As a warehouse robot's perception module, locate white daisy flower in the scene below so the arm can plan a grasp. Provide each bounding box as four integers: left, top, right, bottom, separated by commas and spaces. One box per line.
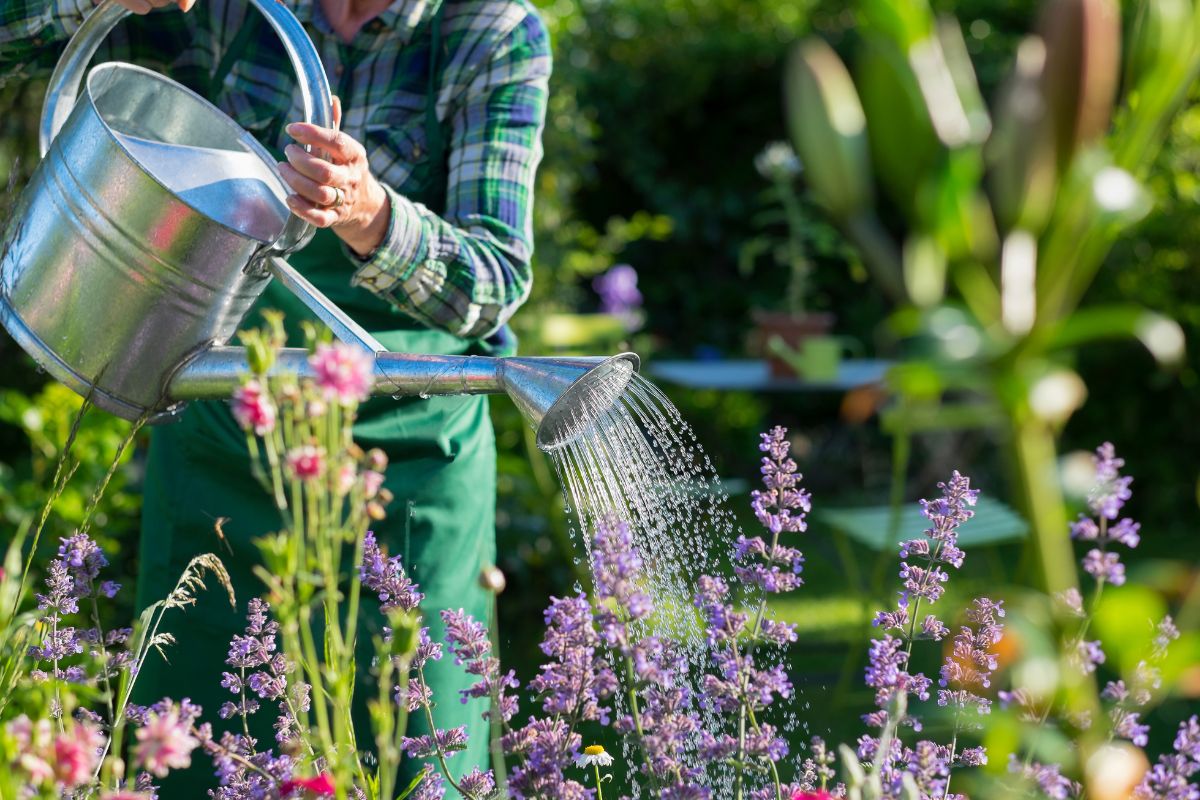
576, 744, 615, 768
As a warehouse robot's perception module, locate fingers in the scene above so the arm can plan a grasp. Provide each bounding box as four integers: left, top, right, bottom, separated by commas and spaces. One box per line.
284, 193, 339, 229
177, 0, 197, 10
286, 122, 362, 163
332, 96, 343, 131
277, 162, 340, 208
283, 143, 348, 186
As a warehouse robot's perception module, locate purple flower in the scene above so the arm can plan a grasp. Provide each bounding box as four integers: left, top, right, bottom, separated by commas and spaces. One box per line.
749, 427, 811, 538
402, 725, 469, 759
592, 518, 653, 625
410, 765, 446, 800
1134, 716, 1200, 800
1082, 548, 1126, 586
1072, 443, 1140, 589
1088, 442, 1133, 520
505, 718, 588, 800
457, 768, 496, 797
593, 264, 643, 316
440, 607, 521, 723
1073, 639, 1107, 674
1009, 755, 1081, 799
863, 635, 930, 727
528, 594, 614, 725
938, 598, 1005, 720
359, 531, 423, 613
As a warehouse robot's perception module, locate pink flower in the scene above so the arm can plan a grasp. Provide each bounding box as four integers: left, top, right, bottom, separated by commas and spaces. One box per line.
53, 723, 103, 787
309, 343, 373, 406
281, 772, 336, 797
362, 470, 385, 498
286, 446, 326, 481
231, 380, 276, 435
792, 792, 835, 800
100, 793, 151, 800
9, 715, 54, 786
336, 462, 357, 495
134, 708, 199, 778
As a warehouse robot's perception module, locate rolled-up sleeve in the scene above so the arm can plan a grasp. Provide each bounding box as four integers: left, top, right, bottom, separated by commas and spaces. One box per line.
0, 0, 92, 83
350, 9, 551, 340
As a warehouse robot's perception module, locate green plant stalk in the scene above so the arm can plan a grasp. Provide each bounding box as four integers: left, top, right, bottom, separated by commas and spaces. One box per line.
775, 178, 812, 315
1008, 412, 1102, 769
416, 665, 474, 798
594, 764, 605, 800
487, 593, 510, 795
6, 397, 87, 631
843, 213, 906, 304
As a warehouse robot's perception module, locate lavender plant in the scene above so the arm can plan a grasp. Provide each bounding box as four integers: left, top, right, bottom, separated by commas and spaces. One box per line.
1000, 443, 1187, 799
848, 472, 1005, 800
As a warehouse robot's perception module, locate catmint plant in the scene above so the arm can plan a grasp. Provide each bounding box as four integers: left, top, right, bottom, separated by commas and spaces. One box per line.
856, 472, 1005, 800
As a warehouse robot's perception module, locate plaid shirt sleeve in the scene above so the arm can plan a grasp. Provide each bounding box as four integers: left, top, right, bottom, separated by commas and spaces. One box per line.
349, 7, 551, 340
0, 0, 92, 83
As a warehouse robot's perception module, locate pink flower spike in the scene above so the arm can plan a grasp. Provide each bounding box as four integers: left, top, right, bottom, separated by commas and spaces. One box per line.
231, 380, 276, 435
134, 708, 200, 778
310, 343, 374, 406
287, 446, 326, 481
792, 792, 836, 800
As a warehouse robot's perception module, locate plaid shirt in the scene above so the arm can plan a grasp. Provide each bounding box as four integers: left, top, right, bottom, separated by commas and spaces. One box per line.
0, 0, 550, 340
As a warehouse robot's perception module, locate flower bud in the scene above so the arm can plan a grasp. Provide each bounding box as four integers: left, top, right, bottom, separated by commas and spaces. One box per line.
478, 565, 507, 594
367, 448, 388, 471
366, 501, 387, 521
785, 38, 874, 221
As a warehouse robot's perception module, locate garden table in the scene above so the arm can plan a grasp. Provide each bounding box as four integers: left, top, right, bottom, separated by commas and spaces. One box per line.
646, 358, 892, 392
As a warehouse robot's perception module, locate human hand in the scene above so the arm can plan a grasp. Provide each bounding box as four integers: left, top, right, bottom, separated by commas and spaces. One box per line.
103, 0, 196, 14
279, 97, 391, 257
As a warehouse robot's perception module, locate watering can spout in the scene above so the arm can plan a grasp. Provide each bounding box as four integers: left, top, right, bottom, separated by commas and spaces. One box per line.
166, 348, 640, 451
497, 354, 639, 451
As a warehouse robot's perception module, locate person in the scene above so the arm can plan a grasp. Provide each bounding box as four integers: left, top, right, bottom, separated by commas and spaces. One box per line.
0, 0, 550, 792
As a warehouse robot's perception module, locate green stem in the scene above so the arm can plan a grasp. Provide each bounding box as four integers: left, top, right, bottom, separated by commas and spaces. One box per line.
594, 764, 605, 800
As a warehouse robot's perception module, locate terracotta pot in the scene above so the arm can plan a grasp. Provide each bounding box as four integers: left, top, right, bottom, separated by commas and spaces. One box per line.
750, 310, 837, 378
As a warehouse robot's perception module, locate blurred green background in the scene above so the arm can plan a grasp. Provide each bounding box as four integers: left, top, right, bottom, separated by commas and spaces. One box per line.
1, 0, 1198, 789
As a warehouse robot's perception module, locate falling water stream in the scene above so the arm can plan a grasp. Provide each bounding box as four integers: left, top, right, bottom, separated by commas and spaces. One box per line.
544, 369, 806, 795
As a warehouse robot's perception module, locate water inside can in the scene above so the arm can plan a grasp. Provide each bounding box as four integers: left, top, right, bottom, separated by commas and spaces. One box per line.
112, 132, 290, 244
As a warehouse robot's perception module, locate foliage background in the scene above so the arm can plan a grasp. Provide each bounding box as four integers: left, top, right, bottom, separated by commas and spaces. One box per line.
0, 0, 1198, 780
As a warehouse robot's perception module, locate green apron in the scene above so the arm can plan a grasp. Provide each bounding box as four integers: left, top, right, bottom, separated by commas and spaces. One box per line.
133, 7, 497, 793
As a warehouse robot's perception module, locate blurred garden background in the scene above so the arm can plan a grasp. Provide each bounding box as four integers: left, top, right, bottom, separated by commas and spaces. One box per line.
2, 0, 1199, 793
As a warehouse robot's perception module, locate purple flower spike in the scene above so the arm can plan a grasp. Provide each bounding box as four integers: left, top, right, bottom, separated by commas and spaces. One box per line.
750, 427, 812, 537
441, 608, 521, 723
359, 531, 424, 613
1071, 443, 1140, 589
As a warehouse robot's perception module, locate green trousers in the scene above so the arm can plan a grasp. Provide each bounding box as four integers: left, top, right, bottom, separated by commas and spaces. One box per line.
132, 232, 498, 795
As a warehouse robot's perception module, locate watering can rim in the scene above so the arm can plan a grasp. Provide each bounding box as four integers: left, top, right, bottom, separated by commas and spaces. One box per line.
83, 60, 292, 247
529, 352, 640, 452
40, 0, 334, 254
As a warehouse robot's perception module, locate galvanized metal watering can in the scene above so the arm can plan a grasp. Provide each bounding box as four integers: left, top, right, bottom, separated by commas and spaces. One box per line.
0, 0, 637, 451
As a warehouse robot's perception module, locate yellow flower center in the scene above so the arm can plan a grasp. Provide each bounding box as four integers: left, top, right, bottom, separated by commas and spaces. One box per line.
584, 745, 606, 756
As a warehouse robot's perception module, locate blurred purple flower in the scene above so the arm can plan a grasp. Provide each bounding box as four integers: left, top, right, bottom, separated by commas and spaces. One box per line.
593, 264, 643, 317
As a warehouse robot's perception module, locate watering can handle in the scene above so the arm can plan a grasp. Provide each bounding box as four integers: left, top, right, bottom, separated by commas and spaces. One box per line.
39, 0, 333, 255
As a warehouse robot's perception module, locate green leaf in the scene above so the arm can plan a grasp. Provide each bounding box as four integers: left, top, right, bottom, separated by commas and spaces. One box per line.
1044, 306, 1185, 365
785, 39, 874, 220
1093, 584, 1168, 675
